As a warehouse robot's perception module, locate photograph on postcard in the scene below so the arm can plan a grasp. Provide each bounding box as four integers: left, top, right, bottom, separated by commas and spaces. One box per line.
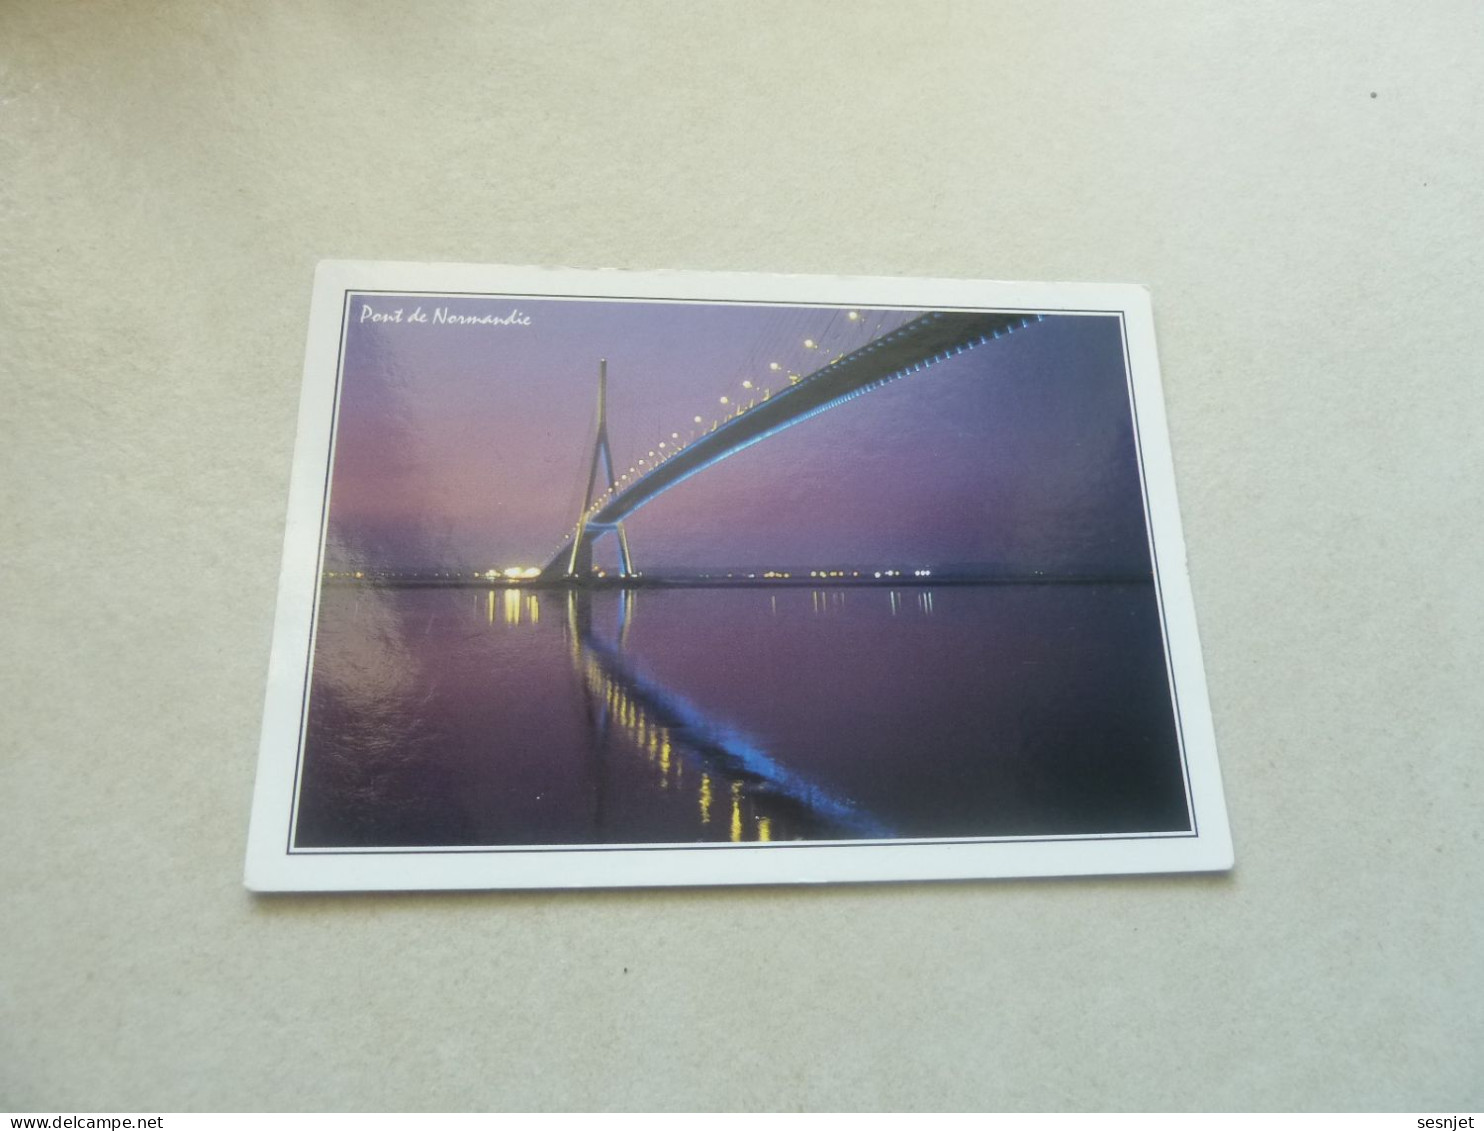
246, 266, 1230, 889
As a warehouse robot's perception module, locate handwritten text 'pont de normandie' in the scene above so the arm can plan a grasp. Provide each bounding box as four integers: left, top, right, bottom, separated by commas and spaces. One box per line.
359, 304, 532, 327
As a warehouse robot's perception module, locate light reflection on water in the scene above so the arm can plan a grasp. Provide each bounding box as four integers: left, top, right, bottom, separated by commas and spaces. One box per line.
568, 588, 887, 844
294, 583, 1191, 849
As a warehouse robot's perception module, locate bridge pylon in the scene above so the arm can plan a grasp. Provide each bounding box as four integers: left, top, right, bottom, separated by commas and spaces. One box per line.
561, 359, 634, 580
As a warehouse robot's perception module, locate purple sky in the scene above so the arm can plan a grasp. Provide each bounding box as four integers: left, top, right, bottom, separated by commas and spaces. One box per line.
324, 294, 1152, 576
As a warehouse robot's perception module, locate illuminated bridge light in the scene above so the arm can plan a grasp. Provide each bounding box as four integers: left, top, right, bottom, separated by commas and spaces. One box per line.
847, 310, 859, 321
699, 774, 712, 824
694, 415, 703, 424
769, 362, 780, 370
719, 396, 729, 405
742, 380, 753, 389
804, 339, 816, 349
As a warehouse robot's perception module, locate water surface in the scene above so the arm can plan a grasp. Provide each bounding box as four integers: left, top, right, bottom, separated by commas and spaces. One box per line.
294, 583, 1190, 848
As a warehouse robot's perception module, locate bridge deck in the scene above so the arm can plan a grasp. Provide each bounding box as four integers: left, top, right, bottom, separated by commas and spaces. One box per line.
543, 309, 1041, 579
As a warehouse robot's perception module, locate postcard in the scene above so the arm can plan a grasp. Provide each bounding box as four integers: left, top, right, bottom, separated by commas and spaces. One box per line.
244, 261, 1232, 891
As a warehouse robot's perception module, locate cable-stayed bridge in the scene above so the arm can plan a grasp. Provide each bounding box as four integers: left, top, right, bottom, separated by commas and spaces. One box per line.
540, 308, 1044, 582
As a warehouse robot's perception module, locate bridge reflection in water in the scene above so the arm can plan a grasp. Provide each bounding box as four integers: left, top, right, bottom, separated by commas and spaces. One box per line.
563, 589, 889, 843
293, 579, 1190, 849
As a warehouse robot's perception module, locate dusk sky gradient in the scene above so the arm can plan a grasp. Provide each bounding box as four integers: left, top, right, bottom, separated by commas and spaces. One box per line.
325, 295, 1152, 577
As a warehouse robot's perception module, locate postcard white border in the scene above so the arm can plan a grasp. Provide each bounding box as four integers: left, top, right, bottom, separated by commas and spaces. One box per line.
245, 261, 1232, 892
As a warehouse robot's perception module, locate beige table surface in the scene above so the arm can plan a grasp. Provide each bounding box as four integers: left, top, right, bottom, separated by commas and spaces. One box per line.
2, 1, 1480, 1112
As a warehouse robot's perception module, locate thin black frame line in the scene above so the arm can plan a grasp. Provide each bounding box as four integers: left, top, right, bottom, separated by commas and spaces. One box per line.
1117, 311, 1198, 836
346, 287, 1120, 318
285, 290, 352, 853
291, 828, 1201, 857
284, 293, 1198, 856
